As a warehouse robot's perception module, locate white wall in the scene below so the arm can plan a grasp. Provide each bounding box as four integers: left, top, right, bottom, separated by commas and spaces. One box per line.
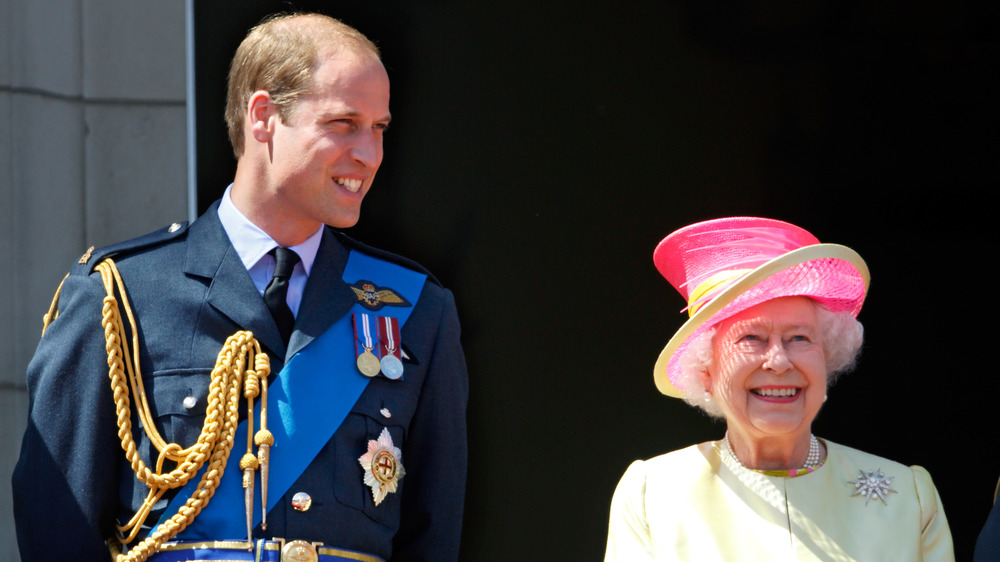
0, 1, 188, 558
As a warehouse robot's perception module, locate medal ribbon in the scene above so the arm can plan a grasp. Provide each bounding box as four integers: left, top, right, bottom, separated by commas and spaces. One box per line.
354, 312, 379, 356
378, 316, 401, 360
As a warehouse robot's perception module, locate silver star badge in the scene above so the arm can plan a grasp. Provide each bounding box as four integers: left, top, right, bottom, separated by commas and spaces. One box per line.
358, 427, 405, 506
849, 468, 897, 505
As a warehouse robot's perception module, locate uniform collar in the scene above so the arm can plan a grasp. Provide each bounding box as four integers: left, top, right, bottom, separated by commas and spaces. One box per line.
217, 183, 322, 275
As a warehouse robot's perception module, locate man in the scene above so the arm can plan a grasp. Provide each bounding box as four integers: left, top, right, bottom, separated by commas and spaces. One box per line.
13, 13, 468, 562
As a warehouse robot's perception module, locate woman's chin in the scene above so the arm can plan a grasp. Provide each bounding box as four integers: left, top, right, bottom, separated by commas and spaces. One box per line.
743, 411, 812, 438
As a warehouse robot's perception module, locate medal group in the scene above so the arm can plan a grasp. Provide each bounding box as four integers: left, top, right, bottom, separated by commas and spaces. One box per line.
353, 312, 404, 380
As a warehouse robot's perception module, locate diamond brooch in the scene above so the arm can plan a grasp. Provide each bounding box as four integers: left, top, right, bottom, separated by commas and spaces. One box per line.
849, 468, 897, 506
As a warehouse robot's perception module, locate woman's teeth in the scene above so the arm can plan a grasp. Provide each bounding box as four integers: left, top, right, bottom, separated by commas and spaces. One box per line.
752, 388, 798, 397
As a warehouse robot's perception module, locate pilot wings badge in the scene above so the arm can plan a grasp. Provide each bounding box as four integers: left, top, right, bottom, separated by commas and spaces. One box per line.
350, 280, 411, 311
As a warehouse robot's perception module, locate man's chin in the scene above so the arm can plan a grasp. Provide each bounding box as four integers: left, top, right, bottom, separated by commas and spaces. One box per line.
325, 212, 362, 229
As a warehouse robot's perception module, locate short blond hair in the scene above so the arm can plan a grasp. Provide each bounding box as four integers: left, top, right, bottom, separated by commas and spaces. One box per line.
225, 13, 380, 157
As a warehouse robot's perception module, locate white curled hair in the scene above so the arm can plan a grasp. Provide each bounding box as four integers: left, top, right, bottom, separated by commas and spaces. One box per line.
675, 301, 864, 418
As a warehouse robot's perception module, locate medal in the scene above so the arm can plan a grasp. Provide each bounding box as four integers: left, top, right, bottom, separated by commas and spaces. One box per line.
357, 349, 381, 377
353, 313, 382, 377
378, 315, 404, 380
380, 355, 403, 380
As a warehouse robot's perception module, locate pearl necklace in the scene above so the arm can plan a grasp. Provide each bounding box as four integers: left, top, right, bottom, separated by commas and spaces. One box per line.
724, 432, 821, 471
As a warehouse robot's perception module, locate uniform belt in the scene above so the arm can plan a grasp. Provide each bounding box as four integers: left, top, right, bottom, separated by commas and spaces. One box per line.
147, 539, 384, 562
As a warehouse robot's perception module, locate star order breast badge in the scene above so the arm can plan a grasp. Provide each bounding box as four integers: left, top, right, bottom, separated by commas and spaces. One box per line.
358, 427, 405, 506
849, 468, 897, 505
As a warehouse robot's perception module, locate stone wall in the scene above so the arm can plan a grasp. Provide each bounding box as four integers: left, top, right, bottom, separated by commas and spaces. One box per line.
0, 2, 188, 558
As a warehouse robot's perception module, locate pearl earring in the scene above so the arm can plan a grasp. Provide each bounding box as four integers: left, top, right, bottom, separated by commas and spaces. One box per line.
703, 391, 712, 402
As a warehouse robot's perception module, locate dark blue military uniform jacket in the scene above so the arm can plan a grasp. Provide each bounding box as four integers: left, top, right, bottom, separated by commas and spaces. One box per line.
12, 203, 468, 561
975, 492, 1000, 561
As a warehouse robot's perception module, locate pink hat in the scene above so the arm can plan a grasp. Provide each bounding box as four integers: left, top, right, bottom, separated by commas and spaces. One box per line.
653, 217, 870, 397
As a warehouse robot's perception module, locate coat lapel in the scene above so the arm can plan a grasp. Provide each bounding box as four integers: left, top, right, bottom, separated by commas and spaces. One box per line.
286, 228, 356, 360
183, 203, 286, 358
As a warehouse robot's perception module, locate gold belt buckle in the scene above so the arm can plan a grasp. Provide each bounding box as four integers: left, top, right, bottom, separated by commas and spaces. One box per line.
281, 539, 319, 562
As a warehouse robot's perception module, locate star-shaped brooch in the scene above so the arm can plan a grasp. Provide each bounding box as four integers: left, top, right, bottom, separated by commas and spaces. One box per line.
848, 468, 897, 506
358, 427, 405, 506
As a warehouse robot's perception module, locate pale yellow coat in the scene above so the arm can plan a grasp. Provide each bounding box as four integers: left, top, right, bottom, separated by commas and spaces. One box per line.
605, 439, 953, 561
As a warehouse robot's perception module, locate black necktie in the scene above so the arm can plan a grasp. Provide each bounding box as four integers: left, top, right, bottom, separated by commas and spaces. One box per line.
263, 247, 300, 345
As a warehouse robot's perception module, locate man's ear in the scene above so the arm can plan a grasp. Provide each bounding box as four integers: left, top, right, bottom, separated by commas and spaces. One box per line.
248, 90, 276, 144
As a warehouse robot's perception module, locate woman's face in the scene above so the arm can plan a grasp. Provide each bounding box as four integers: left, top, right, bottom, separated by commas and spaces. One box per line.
703, 296, 828, 443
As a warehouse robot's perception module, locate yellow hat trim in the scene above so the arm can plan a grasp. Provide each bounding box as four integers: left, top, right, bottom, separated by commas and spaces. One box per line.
687, 269, 751, 316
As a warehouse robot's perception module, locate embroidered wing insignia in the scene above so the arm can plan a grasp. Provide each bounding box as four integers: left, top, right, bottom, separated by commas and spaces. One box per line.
350, 280, 411, 311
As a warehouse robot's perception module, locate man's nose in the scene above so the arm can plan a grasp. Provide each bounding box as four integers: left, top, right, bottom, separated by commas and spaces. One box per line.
351, 130, 382, 168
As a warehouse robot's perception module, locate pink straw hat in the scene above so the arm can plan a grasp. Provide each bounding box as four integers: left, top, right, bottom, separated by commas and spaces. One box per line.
653, 217, 870, 398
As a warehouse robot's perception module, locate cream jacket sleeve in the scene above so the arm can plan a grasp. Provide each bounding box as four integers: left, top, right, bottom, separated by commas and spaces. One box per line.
913, 465, 954, 561
605, 460, 658, 562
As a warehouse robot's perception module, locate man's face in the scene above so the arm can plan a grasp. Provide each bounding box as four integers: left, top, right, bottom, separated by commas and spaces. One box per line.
266, 50, 391, 233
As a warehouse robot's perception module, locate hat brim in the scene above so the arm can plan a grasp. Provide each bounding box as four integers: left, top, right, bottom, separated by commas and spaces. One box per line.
653, 243, 870, 397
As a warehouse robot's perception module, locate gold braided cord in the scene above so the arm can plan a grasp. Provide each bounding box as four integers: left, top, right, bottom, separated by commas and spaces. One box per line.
41, 273, 69, 336
93, 258, 271, 562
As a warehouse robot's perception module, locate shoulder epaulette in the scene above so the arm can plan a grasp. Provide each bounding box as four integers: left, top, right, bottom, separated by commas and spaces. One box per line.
331, 229, 442, 287
71, 220, 190, 275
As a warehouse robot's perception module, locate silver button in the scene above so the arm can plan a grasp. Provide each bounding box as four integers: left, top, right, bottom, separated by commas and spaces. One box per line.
167, 222, 182, 233
182, 396, 197, 409
291, 491, 312, 512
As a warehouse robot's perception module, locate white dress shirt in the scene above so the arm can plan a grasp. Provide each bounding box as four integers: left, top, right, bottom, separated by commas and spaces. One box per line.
216, 184, 323, 318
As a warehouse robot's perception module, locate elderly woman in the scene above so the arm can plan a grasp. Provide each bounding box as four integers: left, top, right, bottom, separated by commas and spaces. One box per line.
605, 217, 954, 561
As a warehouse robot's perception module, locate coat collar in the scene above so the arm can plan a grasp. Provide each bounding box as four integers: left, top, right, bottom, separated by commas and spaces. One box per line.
182, 202, 355, 362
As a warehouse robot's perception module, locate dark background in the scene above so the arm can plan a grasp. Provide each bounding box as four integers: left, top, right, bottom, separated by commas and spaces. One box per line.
195, 1, 998, 559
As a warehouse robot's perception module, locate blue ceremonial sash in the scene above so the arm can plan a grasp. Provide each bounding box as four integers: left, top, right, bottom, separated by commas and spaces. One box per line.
159, 250, 426, 539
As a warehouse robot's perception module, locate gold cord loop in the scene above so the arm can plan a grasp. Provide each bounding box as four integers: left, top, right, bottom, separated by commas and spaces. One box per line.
41, 273, 69, 336
93, 258, 271, 562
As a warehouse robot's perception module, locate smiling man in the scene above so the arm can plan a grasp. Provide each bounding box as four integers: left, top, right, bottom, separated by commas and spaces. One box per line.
13, 13, 468, 562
